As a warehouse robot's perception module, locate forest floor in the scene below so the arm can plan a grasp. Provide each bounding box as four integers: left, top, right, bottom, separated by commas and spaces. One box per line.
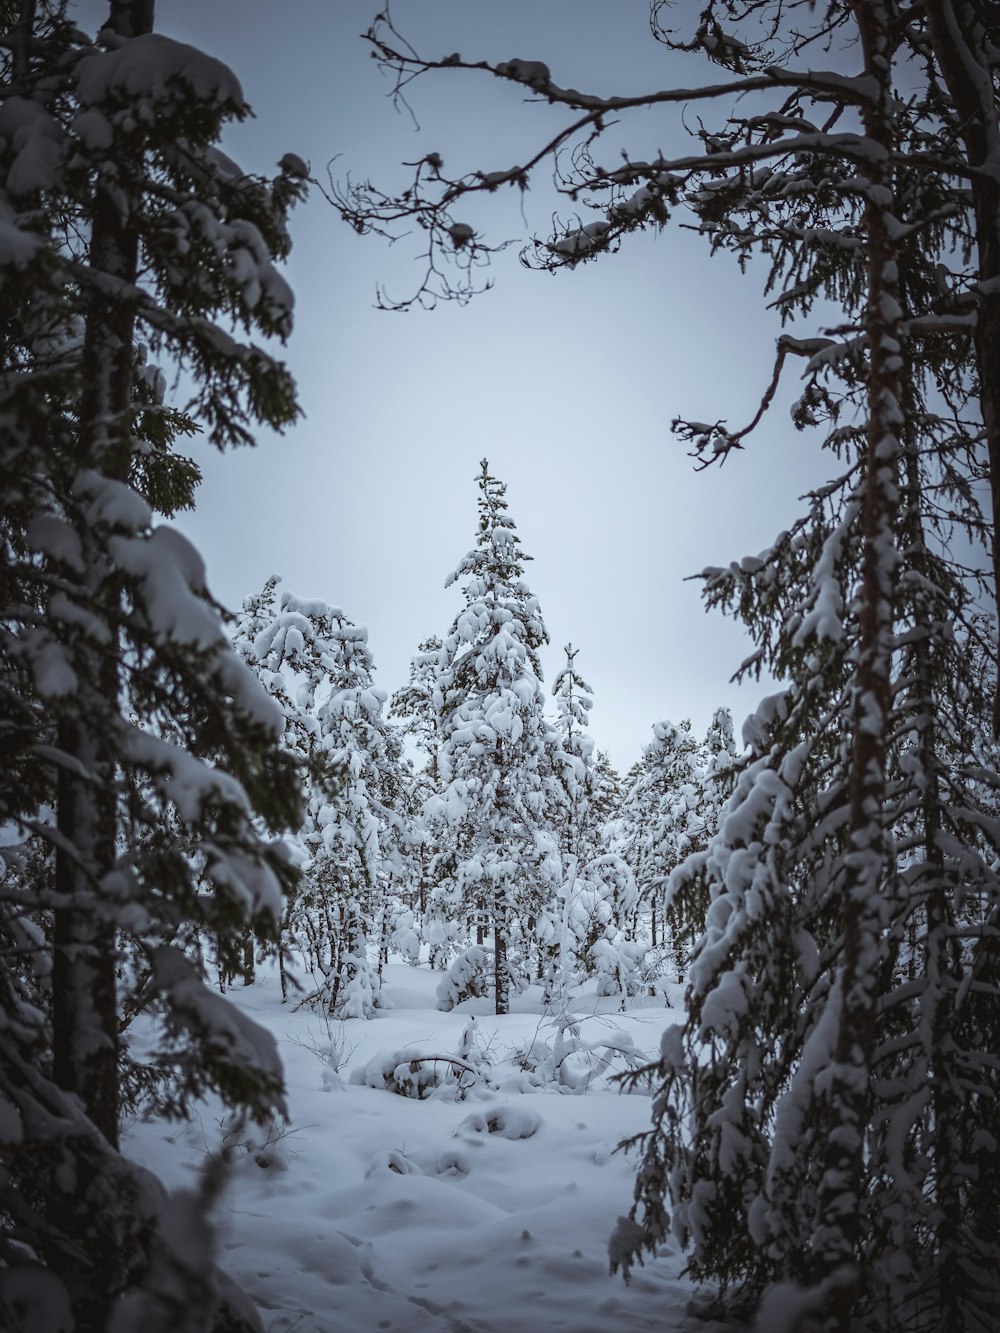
125, 961, 701, 1333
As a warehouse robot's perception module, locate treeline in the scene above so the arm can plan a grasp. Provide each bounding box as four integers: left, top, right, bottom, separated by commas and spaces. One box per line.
234, 459, 737, 1017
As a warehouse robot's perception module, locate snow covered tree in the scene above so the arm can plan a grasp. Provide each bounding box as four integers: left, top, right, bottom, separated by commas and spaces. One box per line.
244, 588, 409, 1019
305, 604, 408, 1017
589, 748, 623, 835
390, 634, 444, 923
533, 643, 603, 1001
619, 718, 704, 968
391, 634, 444, 780
550, 643, 596, 862
334, 4, 1000, 1328
427, 460, 562, 1014
661, 708, 737, 975
612, 14, 998, 1330
0, 3, 306, 1325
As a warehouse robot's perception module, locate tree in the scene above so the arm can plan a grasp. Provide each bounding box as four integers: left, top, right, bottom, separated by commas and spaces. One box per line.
536, 643, 607, 1003
333, 4, 1000, 1328
589, 748, 623, 835
661, 708, 737, 974
244, 586, 408, 1019
620, 718, 708, 972
390, 635, 444, 922
550, 642, 596, 863
391, 635, 444, 780
427, 459, 562, 1014
1, 2, 305, 1325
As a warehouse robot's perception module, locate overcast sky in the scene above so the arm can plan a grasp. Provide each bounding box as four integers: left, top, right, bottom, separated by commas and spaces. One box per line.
143, 0, 833, 769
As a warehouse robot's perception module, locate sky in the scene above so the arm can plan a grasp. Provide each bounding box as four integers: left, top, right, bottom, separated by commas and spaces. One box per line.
137, 0, 834, 768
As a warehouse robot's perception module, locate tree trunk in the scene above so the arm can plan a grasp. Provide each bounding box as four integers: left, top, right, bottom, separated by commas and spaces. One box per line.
51, 0, 155, 1148
814, 6, 902, 1325
494, 899, 509, 1016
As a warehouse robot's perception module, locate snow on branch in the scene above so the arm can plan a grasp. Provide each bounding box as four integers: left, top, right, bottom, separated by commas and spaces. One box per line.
329, 6, 883, 309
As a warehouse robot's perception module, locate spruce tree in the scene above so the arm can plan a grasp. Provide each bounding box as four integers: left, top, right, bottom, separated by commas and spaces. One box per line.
550, 643, 596, 863
334, 3, 1000, 1327
390, 635, 445, 921
662, 708, 737, 976
428, 460, 561, 1014
0, 4, 305, 1324
244, 588, 408, 1018
621, 719, 703, 969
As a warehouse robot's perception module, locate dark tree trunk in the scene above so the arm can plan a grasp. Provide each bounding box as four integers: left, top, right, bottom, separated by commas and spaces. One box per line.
51, 0, 154, 1150
814, 7, 902, 1326
493, 901, 509, 1016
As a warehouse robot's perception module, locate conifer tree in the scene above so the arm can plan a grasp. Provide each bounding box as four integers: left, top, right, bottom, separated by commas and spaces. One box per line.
589, 749, 623, 836
428, 460, 561, 1014
245, 588, 408, 1018
391, 635, 444, 781
0, 2, 306, 1325
662, 708, 737, 974
620, 719, 703, 966
390, 635, 444, 921
334, 4, 1000, 1327
536, 643, 603, 1001
550, 643, 596, 862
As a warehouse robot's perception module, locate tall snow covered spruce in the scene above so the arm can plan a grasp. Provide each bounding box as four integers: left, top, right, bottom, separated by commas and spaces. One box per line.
0, 3, 305, 1328
335, 4, 1000, 1330
427, 461, 563, 1014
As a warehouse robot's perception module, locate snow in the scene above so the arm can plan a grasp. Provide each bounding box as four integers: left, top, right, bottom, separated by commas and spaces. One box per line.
0, 97, 65, 196
150, 945, 285, 1096
0, 199, 43, 266
123, 730, 250, 821
123, 960, 697, 1333
496, 59, 552, 90
75, 34, 245, 115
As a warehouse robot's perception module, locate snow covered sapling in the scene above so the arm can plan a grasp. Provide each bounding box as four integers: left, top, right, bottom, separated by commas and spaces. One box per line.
435, 943, 491, 1012
350, 1019, 495, 1101
287, 1015, 357, 1093
511, 1013, 646, 1095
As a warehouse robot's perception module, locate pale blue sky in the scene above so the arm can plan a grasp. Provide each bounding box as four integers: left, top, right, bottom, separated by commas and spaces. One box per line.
145, 0, 831, 767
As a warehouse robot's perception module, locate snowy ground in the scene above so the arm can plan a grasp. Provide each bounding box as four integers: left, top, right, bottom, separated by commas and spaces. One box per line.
125, 962, 699, 1333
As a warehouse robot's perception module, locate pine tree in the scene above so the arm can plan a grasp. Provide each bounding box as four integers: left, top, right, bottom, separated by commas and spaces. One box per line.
245, 588, 408, 1018
391, 635, 444, 780
335, 4, 1000, 1327
1, 4, 305, 1324
589, 748, 623, 835
390, 635, 444, 924
620, 719, 703, 969
612, 14, 1000, 1328
427, 460, 562, 1014
550, 643, 596, 862
662, 708, 737, 976
536, 643, 602, 1001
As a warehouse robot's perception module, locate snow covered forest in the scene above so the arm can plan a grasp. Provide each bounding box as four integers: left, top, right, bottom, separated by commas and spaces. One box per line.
3, 2, 1000, 1332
